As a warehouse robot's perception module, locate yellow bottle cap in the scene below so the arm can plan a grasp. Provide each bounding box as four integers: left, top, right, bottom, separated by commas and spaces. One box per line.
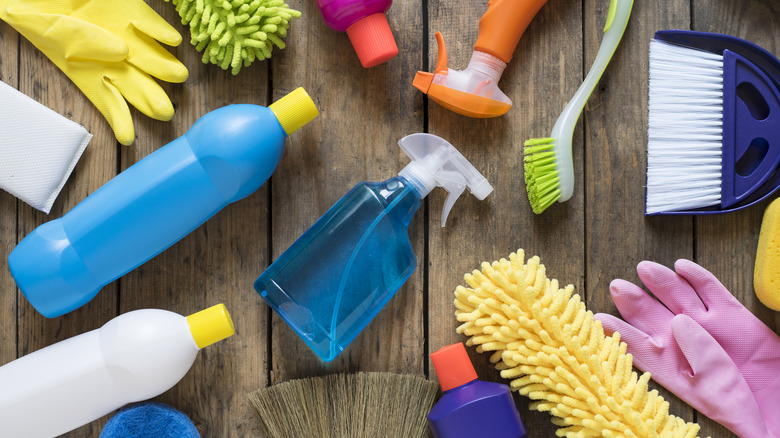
269, 87, 319, 136
186, 304, 236, 349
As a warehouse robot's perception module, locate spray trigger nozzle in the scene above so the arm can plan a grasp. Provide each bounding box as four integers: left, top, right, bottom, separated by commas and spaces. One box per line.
412, 31, 513, 118
397, 134, 493, 227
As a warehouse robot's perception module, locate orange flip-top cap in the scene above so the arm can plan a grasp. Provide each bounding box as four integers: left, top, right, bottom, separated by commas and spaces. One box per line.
346, 13, 398, 68
431, 342, 478, 391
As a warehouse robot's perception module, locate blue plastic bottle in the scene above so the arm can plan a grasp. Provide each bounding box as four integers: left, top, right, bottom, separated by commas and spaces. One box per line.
254, 134, 493, 361
427, 342, 527, 438
8, 88, 319, 318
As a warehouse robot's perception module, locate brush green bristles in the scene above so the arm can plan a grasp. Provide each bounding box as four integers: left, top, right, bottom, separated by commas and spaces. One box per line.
522, 0, 633, 215
166, 0, 301, 75
524, 137, 562, 214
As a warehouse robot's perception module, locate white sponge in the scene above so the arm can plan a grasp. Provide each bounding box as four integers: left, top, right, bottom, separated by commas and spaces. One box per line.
0, 79, 92, 213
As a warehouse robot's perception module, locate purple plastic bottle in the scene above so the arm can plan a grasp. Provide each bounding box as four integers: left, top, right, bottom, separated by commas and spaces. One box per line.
315, 0, 398, 67
427, 343, 527, 438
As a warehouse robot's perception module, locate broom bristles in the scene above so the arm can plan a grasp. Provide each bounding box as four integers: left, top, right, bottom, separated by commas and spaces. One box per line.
248, 372, 440, 438
454, 249, 706, 438
646, 39, 724, 214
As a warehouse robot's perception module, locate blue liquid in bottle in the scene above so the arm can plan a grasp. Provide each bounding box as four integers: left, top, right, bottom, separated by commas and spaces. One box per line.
255, 177, 420, 361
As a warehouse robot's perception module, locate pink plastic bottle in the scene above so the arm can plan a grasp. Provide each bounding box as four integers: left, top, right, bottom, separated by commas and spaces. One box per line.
315, 0, 398, 68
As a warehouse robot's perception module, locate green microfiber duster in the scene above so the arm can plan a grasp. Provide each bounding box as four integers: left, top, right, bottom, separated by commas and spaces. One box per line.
166, 0, 301, 74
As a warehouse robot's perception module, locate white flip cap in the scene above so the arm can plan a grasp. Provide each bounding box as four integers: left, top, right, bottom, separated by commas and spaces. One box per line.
397, 133, 493, 227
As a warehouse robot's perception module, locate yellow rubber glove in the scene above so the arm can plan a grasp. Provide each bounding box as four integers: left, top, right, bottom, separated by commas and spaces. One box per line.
0, 0, 189, 145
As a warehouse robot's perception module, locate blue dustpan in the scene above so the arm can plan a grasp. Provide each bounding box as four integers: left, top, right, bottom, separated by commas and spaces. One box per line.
648, 30, 780, 215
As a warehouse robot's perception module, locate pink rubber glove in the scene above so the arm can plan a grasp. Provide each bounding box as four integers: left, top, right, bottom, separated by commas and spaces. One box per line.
594, 259, 780, 438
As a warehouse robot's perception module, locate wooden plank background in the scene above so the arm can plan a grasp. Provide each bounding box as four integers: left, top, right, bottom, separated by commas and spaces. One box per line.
1, 0, 779, 437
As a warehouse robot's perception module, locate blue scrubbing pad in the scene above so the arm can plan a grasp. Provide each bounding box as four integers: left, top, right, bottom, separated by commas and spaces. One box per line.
100, 401, 200, 438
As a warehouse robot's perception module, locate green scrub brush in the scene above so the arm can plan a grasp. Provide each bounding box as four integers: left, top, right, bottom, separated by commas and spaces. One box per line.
166, 0, 301, 74
523, 0, 632, 214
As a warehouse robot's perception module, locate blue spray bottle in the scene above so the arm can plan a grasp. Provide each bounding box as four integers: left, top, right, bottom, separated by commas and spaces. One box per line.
254, 133, 493, 361
9, 88, 319, 318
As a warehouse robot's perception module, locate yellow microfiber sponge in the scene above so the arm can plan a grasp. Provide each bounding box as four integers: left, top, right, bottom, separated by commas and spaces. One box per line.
454, 249, 705, 438
755, 197, 780, 311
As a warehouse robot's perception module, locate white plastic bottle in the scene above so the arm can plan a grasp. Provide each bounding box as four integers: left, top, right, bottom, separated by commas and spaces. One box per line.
0, 304, 235, 437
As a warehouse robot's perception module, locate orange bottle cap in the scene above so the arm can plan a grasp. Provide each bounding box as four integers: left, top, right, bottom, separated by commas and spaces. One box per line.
346, 13, 398, 68
431, 342, 478, 391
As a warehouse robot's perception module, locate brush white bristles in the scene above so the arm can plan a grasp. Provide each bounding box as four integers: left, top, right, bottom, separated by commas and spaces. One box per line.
646, 39, 725, 214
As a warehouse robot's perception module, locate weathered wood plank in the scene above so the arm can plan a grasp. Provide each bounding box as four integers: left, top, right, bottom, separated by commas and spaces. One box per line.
268, 0, 426, 381
584, 0, 697, 430
118, 1, 269, 436
4, 2, 776, 438
13, 15, 121, 438
0, 18, 18, 368
426, 1, 584, 436
692, 1, 780, 436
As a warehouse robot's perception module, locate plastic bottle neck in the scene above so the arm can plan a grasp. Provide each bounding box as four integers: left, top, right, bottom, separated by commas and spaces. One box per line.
378, 177, 423, 227
398, 161, 434, 198
442, 378, 479, 394
469, 51, 507, 82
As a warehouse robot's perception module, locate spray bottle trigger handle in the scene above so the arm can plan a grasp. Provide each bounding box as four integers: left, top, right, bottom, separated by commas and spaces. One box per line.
413, 32, 449, 94
434, 31, 449, 74
436, 170, 468, 227
440, 185, 465, 227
